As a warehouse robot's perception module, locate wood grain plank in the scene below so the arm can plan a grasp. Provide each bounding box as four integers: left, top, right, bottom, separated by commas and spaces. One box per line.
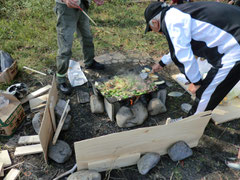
0, 150, 12, 167
0, 162, 4, 177
74, 111, 211, 170
14, 144, 43, 156
88, 153, 140, 172
21, 85, 51, 104
29, 94, 48, 110
18, 135, 40, 145
3, 168, 20, 180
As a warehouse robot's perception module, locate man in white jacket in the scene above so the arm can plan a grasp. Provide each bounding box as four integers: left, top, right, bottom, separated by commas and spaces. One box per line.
55, 0, 104, 95
144, 2, 240, 117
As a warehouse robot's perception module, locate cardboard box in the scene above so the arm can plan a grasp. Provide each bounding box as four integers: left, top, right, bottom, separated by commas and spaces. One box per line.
0, 61, 18, 84
0, 93, 25, 136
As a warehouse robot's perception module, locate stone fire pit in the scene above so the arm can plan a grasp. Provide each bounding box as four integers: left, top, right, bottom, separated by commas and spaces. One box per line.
90, 66, 168, 127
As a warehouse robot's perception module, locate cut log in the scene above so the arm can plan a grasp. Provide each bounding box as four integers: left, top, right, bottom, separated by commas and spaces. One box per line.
3, 168, 20, 180
18, 135, 40, 145
21, 85, 51, 104
14, 144, 43, 156
0, 150, 12, 167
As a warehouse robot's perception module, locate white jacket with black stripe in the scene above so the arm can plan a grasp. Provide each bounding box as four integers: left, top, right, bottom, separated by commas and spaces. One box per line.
159, 2, 240, 85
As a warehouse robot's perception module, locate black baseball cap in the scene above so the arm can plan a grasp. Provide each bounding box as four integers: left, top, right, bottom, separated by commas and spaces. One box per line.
144, 2, 166, 34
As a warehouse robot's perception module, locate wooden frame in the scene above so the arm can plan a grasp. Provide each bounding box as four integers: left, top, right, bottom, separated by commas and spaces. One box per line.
74, 111, 211, 171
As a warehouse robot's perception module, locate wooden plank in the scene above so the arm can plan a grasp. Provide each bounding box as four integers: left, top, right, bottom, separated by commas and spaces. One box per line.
172, 73, 240, 124
39, 76, 57, 163
31, 103, 46, 113
48, 75, 58, 132
39, 105, 52, 163
29, 94, 48, 110
52, 99, 70, 145
14, 144, 43, 156
74, 111, 211, 171
18, 135, 40, 145
21, 85, 51, 104
88, 153, 140, 172
212, 98, 240, 124
0, 150, 12, 167
3, 168, 20, 180
0, 162, 4, 177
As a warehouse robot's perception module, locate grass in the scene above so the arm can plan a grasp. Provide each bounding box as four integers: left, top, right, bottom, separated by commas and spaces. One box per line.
0, 0, 168, 89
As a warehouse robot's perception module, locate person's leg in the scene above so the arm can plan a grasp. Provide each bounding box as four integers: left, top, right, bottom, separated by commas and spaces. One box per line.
55, 3, 78, 83
76, 3, 104, 70
188, 61, 240, 116
76, 3, 94, 67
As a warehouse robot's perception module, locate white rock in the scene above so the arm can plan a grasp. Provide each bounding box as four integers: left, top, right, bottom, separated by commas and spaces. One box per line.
157, 89, 167, 105
116, 102, 148, 128
168, 91, 183, 97
67, 170, 101, 180
181, 103, 192, 113
48, 140, 72, 164
95, 54, 112, 62
148, 98, 167, 116
90, 95, 104, 113
137, 153, 161, 175
32, 112, 43, 134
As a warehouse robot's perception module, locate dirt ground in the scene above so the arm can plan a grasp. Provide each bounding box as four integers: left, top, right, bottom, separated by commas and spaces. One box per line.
1, 54, 240, 180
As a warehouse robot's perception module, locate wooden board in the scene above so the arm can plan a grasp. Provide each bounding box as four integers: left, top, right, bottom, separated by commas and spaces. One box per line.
39, 76, 57, 163
52, 99, 70, 145
48, 75, 58, 132
74, 111, 211, 171
212, 98, 240, 124
172, 74, 240, 124
3, 168, 20, 180
29, 94, 48, 110
0, 150, 12, 167
0, 162, 4, 177
39, 105, 52, 163
14, 144, 43, 156
31, 104, 46, 113
18, 135, 40, 145
21, 85, 51, 104
88, 153, 140, 172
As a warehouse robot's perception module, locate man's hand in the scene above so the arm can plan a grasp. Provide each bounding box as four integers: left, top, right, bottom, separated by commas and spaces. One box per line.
94, 0, 104, 6
152, 63, 163, 73
64, 0, 80, 8
188, 83, 200, 94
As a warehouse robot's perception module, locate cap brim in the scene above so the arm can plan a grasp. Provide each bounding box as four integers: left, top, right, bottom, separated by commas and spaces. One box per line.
144, 23, 152, 34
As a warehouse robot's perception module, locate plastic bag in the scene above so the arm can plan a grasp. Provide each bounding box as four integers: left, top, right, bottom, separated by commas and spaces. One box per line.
67, 60, 88, 87
0, 50, 14, 72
